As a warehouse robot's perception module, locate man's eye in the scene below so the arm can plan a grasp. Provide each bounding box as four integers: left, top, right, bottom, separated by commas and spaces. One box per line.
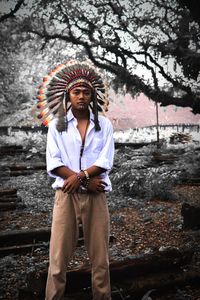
84, 91, 91, 95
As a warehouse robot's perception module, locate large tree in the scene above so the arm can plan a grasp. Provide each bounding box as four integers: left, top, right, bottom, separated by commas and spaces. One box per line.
0, 0, 79, 114
1, 0, 200, 113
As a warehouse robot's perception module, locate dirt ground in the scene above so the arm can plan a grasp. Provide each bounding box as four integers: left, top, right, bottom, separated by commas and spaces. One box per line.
0, 137, 200, 299
1, 181, 200, 299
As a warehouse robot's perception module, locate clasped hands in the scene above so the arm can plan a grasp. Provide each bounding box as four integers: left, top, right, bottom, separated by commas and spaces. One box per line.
61, 173, 107, 194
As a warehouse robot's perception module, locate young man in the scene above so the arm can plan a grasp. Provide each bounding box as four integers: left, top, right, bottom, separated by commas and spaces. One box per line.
35, 61, 114, 300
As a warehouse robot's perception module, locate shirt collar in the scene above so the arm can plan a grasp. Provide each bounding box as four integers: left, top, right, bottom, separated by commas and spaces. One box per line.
66, 108, 95, 122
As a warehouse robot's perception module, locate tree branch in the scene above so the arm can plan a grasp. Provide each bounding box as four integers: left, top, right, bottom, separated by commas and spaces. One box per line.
0, 0, 25, 22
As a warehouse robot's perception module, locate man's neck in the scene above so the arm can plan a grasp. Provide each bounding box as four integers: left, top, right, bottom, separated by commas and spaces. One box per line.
72, 108, 90, 121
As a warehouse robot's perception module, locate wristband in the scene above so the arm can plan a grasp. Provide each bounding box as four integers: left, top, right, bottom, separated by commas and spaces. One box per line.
82, 170, 90, 180
76, 173, 83, 184
84, 179, 90, 189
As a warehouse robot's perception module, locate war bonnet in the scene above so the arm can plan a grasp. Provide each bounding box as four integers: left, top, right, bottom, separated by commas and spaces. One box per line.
34, 60, 109, 131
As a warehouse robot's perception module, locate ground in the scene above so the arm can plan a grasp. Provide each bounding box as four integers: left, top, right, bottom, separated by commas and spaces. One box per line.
0, 134, 200, 299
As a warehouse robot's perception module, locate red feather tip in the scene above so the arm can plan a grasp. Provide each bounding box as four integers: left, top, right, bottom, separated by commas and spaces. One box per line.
43, 75, 51, 82
37, 108, 49, 119
48, 71, 55, 77
38, 89, 46, 95
37, 113, 42, 119
37, 101, 46, 108
41, 82, 48, 87
54, 64, 65, 72
49, 64, 64, 77
37, 95, 46, 101
43, 115, 53, 126
43, 119, 49, 126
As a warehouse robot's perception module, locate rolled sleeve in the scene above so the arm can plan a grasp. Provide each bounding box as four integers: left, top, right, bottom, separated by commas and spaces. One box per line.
46, 122, 65, 178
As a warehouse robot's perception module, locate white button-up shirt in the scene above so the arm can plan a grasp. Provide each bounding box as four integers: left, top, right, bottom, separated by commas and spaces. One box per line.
46, 109, 115, 191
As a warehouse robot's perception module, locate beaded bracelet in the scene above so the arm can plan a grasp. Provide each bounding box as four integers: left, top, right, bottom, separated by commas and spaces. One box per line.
84, 178, 90, 189
80, 170, 90, 189
76, 173, 83, 184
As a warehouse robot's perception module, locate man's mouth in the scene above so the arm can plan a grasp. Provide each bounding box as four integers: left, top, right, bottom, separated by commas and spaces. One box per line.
77, 102, 85, 106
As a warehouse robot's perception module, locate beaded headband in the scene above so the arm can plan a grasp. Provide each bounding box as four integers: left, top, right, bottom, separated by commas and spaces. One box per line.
33, 60, 109, 126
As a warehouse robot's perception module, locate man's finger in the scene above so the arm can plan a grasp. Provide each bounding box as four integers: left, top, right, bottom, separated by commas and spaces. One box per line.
61, 184, 66, 191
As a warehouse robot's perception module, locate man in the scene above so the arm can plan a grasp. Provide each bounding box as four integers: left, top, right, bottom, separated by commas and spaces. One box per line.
35, 60, 114, 300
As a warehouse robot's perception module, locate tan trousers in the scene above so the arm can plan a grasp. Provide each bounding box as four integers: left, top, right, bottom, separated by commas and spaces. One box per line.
45, 190, 111, 300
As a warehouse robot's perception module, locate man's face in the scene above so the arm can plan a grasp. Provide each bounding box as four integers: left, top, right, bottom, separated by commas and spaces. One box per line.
69, 86, 92, 111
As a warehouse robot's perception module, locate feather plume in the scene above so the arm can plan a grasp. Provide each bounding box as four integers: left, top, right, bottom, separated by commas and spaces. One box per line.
37, 97, 61, 110
56, 104, 66, 132
33, 60, 109, 127
37, 102, 61, 122
42, 115, 54, 126
37, 95, 46, 101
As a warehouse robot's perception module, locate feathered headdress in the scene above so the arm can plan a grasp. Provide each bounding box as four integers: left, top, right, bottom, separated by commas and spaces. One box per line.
33, 60, 109, 130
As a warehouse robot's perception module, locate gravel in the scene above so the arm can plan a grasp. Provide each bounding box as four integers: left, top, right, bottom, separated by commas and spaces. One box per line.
0, 132, 200, 299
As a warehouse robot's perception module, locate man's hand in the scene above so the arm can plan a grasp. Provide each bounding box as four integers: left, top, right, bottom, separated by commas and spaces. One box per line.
87, 176, 107, 193
62, 174, 81, 193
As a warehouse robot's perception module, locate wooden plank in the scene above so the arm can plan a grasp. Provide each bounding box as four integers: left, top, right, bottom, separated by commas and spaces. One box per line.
0, 227, 51, 247
0, 202, 17, 211
0, 226, 114, 246
0, 226, 115, 256
114, 141, 158, 149
0, 197, 20, 203
0, 243, 48, 257
0, 188, 17, 196
0, 145, 24, 155
9, 164, 46, 171
10, 170, 36, 176
18, 248, 195, 298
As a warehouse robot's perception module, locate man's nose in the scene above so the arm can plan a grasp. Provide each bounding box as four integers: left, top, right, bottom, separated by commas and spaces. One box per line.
79, 92, 85, 98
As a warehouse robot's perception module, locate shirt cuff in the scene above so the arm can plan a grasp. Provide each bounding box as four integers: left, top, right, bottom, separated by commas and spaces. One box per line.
47, 162, 65, 178
93, 158, 112, 171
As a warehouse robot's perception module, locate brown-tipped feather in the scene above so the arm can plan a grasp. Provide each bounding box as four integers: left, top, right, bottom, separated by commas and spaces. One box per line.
56, 104, 66, 132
